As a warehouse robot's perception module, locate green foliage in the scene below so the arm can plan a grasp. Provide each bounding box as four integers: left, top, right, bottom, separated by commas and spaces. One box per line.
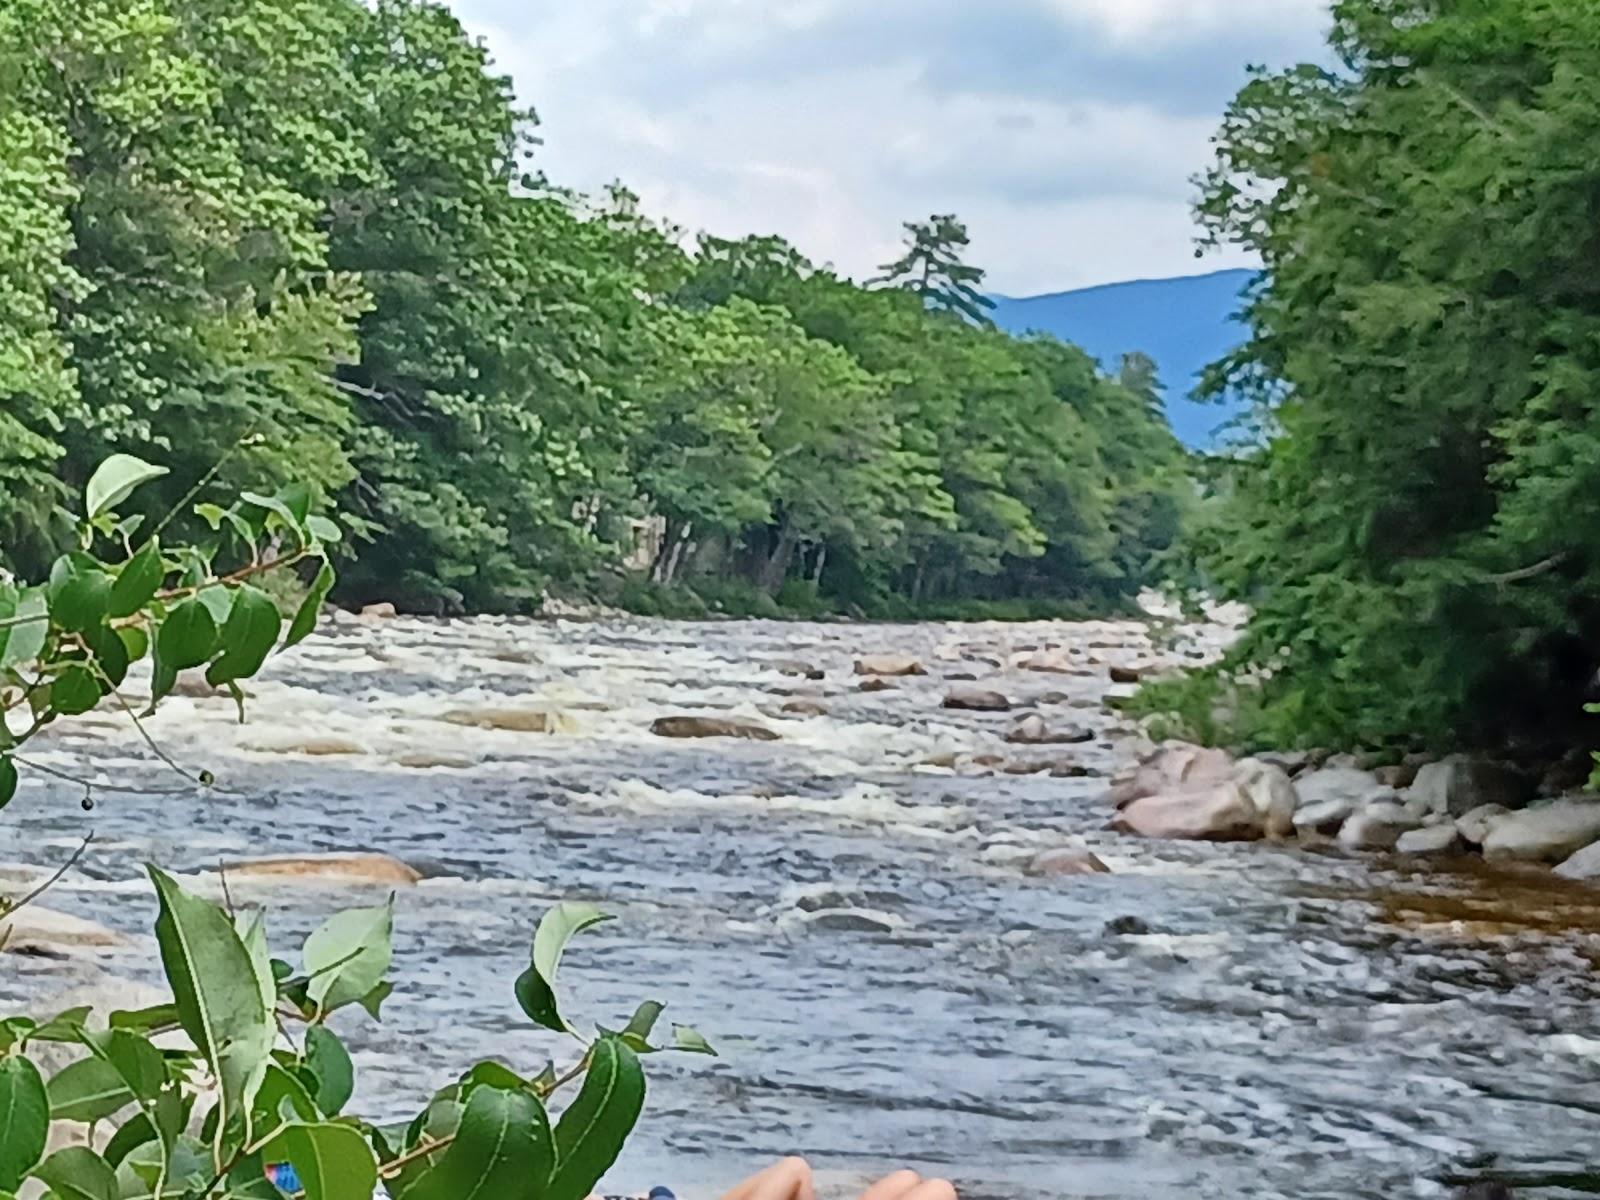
1170, 0, 1600, 753
0, 871, 709, 1200
0, 0, 1191, 619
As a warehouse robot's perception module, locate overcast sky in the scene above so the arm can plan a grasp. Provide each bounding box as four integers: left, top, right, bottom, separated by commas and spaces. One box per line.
448, 0, 1331, 296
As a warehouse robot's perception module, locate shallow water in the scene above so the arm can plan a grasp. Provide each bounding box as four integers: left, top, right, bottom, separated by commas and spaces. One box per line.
3, 612, 1599, 1199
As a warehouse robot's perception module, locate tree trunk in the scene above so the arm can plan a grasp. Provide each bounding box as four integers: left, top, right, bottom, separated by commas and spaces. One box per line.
662, 523, 692, 586
809, 543, 828, 585
758, 524, 799, 595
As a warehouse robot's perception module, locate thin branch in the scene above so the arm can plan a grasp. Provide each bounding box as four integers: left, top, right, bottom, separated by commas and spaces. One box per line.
378, 1136, 457, 1179
2, 831, 93, 918
1482, 554, 1567, 586
9, 757, 198, 796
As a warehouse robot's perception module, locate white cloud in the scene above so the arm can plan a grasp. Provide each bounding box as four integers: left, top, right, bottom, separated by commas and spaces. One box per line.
452, 0, 1329, 294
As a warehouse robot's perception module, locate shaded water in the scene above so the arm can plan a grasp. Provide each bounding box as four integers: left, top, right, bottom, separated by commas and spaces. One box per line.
3, 614, 1599, 1199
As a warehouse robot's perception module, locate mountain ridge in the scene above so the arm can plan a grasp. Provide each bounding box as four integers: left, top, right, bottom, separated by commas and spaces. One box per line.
991, 266, 1256, 447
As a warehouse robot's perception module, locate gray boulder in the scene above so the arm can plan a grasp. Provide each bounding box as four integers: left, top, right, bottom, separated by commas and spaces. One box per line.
1553, 841, 1600, 881
1410, 756, 1534, 818
1482, 800, 1600, 864
1395, 825, 1463, 856
1339, 801, 1422, 851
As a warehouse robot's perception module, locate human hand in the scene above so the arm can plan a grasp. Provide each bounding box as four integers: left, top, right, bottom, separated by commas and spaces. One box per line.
719, 1157, 957, 1200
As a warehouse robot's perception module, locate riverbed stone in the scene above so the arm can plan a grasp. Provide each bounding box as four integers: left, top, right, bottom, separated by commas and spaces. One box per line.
1455, 803, 1512, 846
794, 907, 901, 934
1553, 841, 1600, 881
1232, 758, 1296, 839
858, 678, 896, 693
224, 853, 424, 885
1482, 800, 1600, 864
442, 705, 564, 733
1395, 825, 1464, 855
773, 660, 824, 680
780, 699, 829, 717
393, 751, 478, 770
360, 601, 397, 619
1338, 801, 1422, 850
0, 907, 124, 957
1108, 665, 1142, 684
853, 655, 925, 677
1410, 756, 1535, 818
1003, 715, 1092, 745
244, 733, 367, 756
943, 686, 1010, 712
1017, 649, 1080, 674
1113, 781, 1263, 841
1026, 849, 1111, 877
651, 715, 780, 741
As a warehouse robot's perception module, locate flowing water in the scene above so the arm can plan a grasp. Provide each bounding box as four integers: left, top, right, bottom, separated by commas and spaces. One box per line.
3, 612, 1599, 1199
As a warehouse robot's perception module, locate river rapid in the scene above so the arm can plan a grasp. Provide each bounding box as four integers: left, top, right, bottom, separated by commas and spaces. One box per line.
2, 611, 1599, 1200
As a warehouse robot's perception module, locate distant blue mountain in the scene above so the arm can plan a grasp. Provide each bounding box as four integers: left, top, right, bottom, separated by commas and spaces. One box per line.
991, 267, 1256, 448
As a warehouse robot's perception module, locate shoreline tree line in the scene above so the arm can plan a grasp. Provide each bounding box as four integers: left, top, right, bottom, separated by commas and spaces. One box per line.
1, 0, 1192, 622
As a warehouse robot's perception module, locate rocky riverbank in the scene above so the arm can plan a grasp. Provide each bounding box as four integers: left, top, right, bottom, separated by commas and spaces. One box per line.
1107, 743, 1600, 881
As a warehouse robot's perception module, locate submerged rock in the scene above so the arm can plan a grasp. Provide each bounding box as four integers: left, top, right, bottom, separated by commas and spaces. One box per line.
943, 686, 1010, 712
651, 715, 780, 741
1016, 649, 1081, 674
780, 699, 829, 717
1455, 803, 1512, 846
1026, 849, 1111, 877
442, 706, 565, 734
773, 660, 825, 680
1108, 665, 1142, 684
224, 853, 423, 886
1003, 714, 1091, 744
858, 678, 897, 693
0, 907, 124, 957
853, 655, 925, 677
793, 908, 901, 934
1483, 800, 1600, 864
393, 751, 478, 770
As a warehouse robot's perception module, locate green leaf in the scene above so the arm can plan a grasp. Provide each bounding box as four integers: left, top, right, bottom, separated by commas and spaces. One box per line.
401, 1086, 554, 1200
275, 483, 313, 525
303, 901, 393, 1016
303, 1026, 354, 1116
85, 455, 169, 521
513, 903, 614, 1034
116, 623, 150, 665
109, 1005, 180, 1034
0, 758, 16, 812
262, 1124, 376, 1200
617, 1001, 664, 1052
49, 569, 113, 634
109, 541, 164, 619
148, 867, 274, 1157
0, 1055, 48, 1191
51, 664, 102, 716
198, 585, 237, 629
254, 1062, 319, 1134
0, 589, 48, 670
670, 1025, 716, 1056
306, 515, 342, 545
27, 1007, 92, 1043
156, 600, 217, 670
358, 982, 394, 1020
284, 560, 334, 650
100, 1114, 155, 1168
82, 624, 130, 690
546, 1038, 645, 1200
205, 585, 281, 687
30, 1147, 116, 1200
241, 491, 304, 539
47, 1057, 136, 1123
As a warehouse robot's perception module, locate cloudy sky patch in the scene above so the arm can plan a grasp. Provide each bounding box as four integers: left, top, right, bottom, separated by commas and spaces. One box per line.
450, 0, 1330, 294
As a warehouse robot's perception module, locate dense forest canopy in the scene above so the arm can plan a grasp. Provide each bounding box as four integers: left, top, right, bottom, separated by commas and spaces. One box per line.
0, 0, 1191, 620
1169, 0, 1600, 756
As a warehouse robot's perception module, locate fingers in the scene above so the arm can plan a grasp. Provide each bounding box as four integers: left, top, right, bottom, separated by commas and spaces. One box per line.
721, 1157, 815, 1200
860, 1171, 957, 1200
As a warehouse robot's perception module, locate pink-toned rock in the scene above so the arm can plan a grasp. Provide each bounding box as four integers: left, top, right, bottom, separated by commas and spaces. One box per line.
1109, 743, 1235, 809
360, 601, 397, 620
224, 853, 422, 886
853, 655, 925, 677
1017, 649, 1080, 674
1112, 782, 1262, 842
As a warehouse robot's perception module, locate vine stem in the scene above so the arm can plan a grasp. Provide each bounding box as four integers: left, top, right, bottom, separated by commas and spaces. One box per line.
1, 831, 93, 919
377, 1135, 457, 1179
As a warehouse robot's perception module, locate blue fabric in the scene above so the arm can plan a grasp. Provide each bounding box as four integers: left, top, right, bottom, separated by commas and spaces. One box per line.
267, 1162, 303, 1194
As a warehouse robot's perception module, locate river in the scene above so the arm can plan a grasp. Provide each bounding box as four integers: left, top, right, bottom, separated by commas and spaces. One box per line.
2, 612, 1598, 1199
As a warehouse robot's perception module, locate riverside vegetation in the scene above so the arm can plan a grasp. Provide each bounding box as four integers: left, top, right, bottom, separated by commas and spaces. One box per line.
0, 458, 710, 1199
0, 0, 1189, 624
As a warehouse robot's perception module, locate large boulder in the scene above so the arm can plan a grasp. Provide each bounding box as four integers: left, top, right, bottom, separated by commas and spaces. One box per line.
1410, 757, 1535, 818
1455, 803, 1512, 846
943, 686, 1011, 713
1339, 801, 1423, 851
1113, 782, 1262, 842
1108, 743, 1234, 808
1554, 841, 1600, 881
224, 853, 423, 886
1482, 800, 1600, 864
853, 655, 925, 677
1291, 767, 1392, 833
651, 715, 780, 741
1232, 758, 1296, 839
